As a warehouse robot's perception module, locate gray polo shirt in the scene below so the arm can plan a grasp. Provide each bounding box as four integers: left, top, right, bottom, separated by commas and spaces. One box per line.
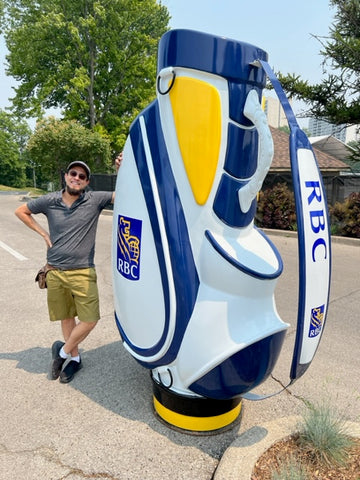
28, 190, 113, 270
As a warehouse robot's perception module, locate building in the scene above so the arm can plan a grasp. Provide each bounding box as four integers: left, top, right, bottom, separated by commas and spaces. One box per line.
265, 96, 360, 145
309, 135, 352, 162
308, 118, 360, 144
265, 126, 351, 204
263, 96, 290, 129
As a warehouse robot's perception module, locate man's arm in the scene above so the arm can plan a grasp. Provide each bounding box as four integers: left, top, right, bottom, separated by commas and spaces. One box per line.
15, 204, 52, 248
111, 152, 123, 204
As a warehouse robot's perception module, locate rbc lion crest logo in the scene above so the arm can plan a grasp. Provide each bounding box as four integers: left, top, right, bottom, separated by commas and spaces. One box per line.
308, 305, 324, 338
116, 215, 142, 281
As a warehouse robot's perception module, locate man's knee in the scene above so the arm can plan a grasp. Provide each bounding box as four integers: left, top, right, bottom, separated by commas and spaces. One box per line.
61, 317, 76, 327
81, 320, 97, 332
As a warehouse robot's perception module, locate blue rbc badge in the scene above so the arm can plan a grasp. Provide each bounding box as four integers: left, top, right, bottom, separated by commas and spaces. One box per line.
308, 305, 325, 338
116, 215, 142, 281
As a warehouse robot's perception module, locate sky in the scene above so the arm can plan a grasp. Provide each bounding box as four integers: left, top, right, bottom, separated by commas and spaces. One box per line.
160, 0, 336, 125
0, 0, 336, 126
160, 0, 335, 83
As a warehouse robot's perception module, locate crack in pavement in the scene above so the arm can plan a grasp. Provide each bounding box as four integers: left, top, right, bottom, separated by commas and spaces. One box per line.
0, 443, 120, 479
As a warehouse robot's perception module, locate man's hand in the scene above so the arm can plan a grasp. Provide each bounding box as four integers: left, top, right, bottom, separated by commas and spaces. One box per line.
43, 232, 53, 249
115, 152, 123, 171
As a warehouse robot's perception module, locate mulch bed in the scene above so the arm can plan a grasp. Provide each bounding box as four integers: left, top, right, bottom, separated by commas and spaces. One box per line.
251, 434, 360, 479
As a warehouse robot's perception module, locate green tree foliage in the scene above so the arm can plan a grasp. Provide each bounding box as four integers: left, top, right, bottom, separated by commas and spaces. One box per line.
26, 117, 111, 188
1, 0, 170, 150
277, 0, 360, 126
0, 110, 30, 187
0, 1, 4, 27
345, 140, 360, 171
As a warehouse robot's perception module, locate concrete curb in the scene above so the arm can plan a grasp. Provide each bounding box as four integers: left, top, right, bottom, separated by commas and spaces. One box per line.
214, 417, 360, 480
262, 227, 360, 247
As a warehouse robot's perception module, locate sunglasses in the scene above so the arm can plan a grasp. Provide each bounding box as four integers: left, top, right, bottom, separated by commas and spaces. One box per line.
68, 170, 87, 180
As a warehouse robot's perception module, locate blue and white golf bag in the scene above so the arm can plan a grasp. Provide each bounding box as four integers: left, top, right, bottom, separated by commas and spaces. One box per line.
112, 29, 331, 432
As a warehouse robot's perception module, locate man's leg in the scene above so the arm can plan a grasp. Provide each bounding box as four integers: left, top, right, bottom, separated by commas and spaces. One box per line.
61, 319, 97, 356
47, 270, 77, 380
61, 317, 77, 356
62, 268, 99, 356
51, 318, 97, 380
50, 268, 100, 382
54, 319, 97, 383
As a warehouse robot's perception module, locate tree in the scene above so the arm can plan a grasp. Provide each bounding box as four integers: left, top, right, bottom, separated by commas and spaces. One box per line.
345, 140, 360, 171
0, 1, 4, 24
277, 0, 360, 127
1, 0, 170, 150
0, 110, 30, 187
26, 117, 111, 188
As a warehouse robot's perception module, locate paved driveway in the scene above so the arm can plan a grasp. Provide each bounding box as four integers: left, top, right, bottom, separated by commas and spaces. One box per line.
1, 193, 359, 479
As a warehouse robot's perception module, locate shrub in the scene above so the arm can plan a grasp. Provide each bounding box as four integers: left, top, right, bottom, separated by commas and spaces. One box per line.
257, 185, 360, 238
271, 457, 309, 480
296, 401, 355, 467
256, 183, 297, 231
330, 192, 360, 238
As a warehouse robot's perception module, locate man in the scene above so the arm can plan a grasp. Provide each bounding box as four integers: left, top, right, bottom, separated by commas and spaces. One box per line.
15, 156, 122, 383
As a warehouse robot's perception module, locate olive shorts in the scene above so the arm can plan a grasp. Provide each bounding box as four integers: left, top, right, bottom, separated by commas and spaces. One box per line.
46, 268, 100, 323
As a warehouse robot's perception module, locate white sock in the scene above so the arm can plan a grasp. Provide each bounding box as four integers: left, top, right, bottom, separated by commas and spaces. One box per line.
71, 355, 80, 363
59, 346, 70, 359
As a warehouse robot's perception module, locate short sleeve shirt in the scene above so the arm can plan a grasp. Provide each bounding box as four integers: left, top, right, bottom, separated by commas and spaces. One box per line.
27, 190, 113, 269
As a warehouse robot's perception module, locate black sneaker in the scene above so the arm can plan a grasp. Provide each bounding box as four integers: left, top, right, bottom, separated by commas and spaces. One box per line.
59, 359, 82, 384
50, 340, 66, 380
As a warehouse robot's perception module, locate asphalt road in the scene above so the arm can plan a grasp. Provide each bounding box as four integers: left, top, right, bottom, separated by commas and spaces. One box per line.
1, 192, 359, 480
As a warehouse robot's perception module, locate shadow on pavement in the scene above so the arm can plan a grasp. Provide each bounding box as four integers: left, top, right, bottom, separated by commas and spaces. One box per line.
0, 347, 50, 374
0, 342, 240, 459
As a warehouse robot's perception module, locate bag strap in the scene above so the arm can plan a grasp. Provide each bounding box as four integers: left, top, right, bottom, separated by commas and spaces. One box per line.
243, 61, 332, 401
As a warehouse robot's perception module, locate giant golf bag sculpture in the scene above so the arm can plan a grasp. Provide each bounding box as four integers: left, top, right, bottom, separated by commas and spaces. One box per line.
112, 29, 331, 433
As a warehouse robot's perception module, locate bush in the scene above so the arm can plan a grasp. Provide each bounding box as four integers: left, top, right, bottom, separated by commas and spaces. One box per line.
297, 401, 355, 467
256, 183, 297, 231
271, 457, 309, 480
329, 192, 360, 238
256, 184, 360, 239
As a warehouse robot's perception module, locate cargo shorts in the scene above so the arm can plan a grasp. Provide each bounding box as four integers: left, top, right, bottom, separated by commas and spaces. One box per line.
46, 268, 100, 323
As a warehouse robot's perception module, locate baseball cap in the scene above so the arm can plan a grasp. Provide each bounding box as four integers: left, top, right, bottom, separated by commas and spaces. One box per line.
66, 161, 91, 179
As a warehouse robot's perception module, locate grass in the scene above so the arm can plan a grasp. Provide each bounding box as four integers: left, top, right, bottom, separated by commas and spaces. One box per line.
271, 456, 308, 480
296, 401, 356, 467
265, 401, 358, 480
0, 184, 46, 196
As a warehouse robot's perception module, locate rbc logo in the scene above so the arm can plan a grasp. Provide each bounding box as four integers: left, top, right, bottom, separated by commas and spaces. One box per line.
116, 215, 142, 281
308, 305, 324, 338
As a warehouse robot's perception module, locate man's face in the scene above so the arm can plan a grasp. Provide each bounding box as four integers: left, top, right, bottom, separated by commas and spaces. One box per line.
65, 166, 89, 195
